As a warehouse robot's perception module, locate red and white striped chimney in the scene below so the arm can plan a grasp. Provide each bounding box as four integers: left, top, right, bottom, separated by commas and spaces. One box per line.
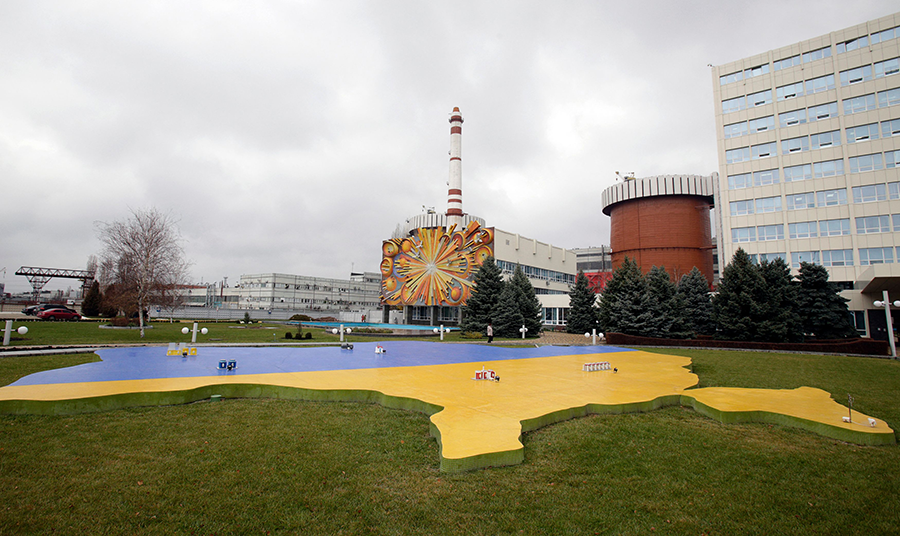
447, 106, 464, 228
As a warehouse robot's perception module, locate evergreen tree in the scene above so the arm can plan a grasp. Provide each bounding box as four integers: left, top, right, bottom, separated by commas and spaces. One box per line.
600, 257, 653, 335
599, 257, 643, 332
757, 258, 804, 342
82, 280, 102, 317
566, 271, 599, 334
644, 266, 688, 338
510, 266, 543, 337
493, 282, 525, 338
675, 267, 714, 337
712, 249, 769, 341
460, 256, 504, 334
796, 262, 858, 338
612, 274, 656, 336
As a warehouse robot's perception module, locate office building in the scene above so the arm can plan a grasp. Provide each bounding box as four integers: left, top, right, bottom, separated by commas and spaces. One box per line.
712, 12, 900, 338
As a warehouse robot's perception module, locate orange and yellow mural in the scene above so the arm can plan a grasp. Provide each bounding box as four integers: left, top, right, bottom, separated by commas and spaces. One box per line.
381, 222, 494, 306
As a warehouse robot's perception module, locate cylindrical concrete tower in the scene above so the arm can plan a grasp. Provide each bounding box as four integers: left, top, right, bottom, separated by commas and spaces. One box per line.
447, 107, 464, 228
601, 174, 716, 286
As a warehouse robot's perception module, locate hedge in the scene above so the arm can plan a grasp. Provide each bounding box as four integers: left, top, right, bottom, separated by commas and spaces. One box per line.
605, 333, 890, 356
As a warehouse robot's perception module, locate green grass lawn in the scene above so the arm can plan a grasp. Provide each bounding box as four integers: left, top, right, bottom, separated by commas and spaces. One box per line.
1, 347, 899, 534
3, 319, 496, 346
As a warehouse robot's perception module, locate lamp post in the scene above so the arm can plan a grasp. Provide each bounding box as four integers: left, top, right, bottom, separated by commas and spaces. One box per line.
519, 325, 528, 339
2, 321, 27, 346
584, 329, 604, 345
332, 324, 352, 342
181, 322, 208, 343
433, 324, 449, 341
873, 290, 900, 358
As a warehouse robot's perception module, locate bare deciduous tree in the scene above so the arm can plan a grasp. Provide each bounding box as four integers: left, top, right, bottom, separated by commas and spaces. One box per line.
96, 208, 191, 337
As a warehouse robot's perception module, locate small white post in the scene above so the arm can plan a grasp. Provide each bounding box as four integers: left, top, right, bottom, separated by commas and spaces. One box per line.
2, 320, 11, 346
886, 291, 897, 359
340, 324, 345, 342
876, 291, 898, 358
519, 325, 528, 339
592, 328, 597, 345
191, 322, 199, 343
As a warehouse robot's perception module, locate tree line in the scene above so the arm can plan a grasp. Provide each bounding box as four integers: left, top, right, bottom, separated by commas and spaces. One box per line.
565, 249, 858, 342
459, 257, 543, 338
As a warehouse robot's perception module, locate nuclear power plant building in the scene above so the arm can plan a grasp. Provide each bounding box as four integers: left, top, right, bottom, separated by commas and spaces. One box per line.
601, 174, 716, 286
380, 107, 577, 327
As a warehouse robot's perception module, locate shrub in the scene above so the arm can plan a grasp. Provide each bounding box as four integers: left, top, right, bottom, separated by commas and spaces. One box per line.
243, 312, 251, 324
290, 314, 312, 321
305, 332, 312, 340
284, 332, 293, 339
353, 328, 393, 334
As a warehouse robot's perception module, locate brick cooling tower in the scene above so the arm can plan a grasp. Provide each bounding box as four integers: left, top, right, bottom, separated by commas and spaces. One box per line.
601, 175, 716, 286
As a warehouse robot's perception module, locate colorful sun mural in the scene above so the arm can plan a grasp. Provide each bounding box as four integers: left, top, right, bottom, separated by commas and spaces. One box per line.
381, 222, 494, 306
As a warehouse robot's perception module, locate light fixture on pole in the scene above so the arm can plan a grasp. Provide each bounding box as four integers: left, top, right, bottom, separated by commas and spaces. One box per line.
433, 324, 449, 341
519, 325, 528, 339
2, 321, 28, 346
873, 290, 899, 358
181, 322, 208, 343
332, 324, 352, 342
584, 329, 604, 345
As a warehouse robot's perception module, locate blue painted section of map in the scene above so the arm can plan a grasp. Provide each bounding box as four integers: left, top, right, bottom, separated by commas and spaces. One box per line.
11, 342, 632, 386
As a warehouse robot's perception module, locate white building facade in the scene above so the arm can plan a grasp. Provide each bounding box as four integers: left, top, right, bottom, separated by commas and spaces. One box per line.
712, 12, 900, 338
236, 272, 382, 317
492, 228, 577, 327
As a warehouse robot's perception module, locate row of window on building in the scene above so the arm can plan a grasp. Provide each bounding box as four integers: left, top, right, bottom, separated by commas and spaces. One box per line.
733, 213, 900, 241
240, 282, 375, 294
729, 115, 898, 147
244, 295, 381, 308
724, 89, 899, 140
729, 182, 900, 215
409, 306, 460, 323
495, 259, 577, 285
721, 59, 898, 115
542, 307, 569, 326
738, 247, 900, 268
719, 25, 900, 86
726, 149, 900, 183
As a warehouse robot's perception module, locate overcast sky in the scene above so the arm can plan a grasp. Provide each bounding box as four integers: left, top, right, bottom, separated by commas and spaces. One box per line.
2, 1, 897, 294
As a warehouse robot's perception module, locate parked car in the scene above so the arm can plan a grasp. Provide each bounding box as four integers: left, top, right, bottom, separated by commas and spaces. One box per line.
37, 308, 82, 321
23, 304, 71, 316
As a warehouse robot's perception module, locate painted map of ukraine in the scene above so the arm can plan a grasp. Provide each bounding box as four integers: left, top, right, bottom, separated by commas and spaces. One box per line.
0, 342, 893, 472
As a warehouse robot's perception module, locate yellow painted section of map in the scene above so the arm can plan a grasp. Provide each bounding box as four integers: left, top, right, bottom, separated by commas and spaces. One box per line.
681, 386, 894, 441
0, 350, 893, 471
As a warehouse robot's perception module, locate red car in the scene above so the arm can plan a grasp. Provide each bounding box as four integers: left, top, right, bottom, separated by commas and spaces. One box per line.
37, 308, 82, 321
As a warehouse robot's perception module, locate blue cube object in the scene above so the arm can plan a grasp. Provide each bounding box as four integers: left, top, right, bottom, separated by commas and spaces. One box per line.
218, 360, 227, 370
227, 360, 237, 371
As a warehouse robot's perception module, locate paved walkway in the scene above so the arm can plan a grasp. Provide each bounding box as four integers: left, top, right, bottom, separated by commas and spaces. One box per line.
538, 330, 603, 346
